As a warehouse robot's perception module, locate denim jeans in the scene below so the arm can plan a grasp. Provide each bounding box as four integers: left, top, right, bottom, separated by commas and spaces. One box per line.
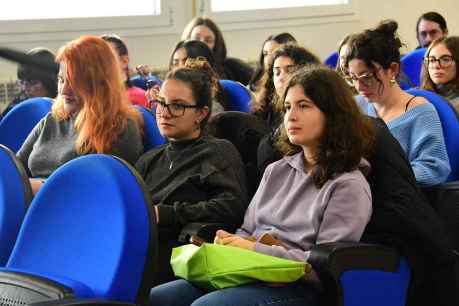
149, 279, 319, 306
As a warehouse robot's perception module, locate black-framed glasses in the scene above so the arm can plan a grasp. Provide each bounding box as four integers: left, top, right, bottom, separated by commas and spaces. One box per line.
424, 55, 456, 68
345, 72, 377, 87
155, 99, 199, 117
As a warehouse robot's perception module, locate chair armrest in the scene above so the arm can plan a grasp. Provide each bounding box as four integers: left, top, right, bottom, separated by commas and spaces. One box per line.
30, 299, 136, 306
308, 242, 401, 306
178, 223, 236, 243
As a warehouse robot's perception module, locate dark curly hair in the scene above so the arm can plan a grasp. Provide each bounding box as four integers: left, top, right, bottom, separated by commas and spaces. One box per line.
253, 44, 320, 127
276, 65, 375, 188
344, 20, 403, 95
165, 58, 219, 128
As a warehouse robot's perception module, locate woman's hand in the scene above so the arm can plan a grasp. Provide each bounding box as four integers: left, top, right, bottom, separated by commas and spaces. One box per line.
214, 230, 255, 251
145, 85, 160, 109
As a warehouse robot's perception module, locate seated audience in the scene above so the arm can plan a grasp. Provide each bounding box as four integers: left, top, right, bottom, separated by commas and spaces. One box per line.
167, 39, 230, 114
344, 20, 450, 186
17, 36, 143, 193
135, 59, 248, 284
421, 36, 459, 114
149, 65, 374, 306
1, 48, 58, 120
181, 17, 254, 85
248, 32, 297, 92
416, 11, 448, 49
101, 34, 150, 108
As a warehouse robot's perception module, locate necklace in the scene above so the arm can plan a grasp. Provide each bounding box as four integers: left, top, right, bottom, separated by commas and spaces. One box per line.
165, 145, 184, 170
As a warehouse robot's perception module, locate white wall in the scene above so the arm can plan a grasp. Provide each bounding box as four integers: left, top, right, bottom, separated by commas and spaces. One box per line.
0, 0, 458, 81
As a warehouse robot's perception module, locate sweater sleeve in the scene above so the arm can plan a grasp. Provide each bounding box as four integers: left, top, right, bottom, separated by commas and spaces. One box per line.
255, 177, 372, 262
408, 108, 450, 185
16, 115, 47, 176
157, 143, 249, 228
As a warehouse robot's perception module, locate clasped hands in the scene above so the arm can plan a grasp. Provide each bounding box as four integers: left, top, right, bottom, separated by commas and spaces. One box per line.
214, 230, 255, 251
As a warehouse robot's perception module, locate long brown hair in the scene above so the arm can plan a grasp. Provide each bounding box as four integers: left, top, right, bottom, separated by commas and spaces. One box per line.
253, 44, 321, 122
421, 36, 459, 93
276, 65, 375, 188
52, 35, 142, 154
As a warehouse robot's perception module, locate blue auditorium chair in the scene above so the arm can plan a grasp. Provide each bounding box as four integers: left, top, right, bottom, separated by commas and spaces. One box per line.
0, 144, 32, 266
219, 79, 251, 112
401, 48, 427, 88
135, 106, 166, 151
0, 154, 158, 305
406, 88, 459, 181
0, 97, 52, 152
130, 75, 162, 91
324, 51, 338, 69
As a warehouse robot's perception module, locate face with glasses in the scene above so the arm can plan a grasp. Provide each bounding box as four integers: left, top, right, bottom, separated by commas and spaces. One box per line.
426, 43, 457, 85
273, 56, 298, 96
347, 59, 397, 102
155, 78, 209, 141
283, 84, 325, 150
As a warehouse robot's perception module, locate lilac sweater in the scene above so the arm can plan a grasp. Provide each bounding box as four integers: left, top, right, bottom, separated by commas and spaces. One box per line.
236, 152, 372, 262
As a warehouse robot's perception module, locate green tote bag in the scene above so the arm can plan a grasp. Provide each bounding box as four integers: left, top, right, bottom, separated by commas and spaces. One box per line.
171, 243, 311, 290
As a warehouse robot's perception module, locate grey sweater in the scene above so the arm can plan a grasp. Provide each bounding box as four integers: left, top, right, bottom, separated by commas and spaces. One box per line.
17, 113, 143, 178
236, 152, 372, 262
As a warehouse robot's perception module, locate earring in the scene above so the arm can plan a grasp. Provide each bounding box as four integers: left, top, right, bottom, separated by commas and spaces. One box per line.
390, 78, 397, 85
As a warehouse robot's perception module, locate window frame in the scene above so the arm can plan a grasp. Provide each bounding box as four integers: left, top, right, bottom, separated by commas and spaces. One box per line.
196, 0, 359, 30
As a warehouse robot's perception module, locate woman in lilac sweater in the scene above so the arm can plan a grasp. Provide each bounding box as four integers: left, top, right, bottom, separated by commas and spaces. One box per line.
149, 66, 374, 306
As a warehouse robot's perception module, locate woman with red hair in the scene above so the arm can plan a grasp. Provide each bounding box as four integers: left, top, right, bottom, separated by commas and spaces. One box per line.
17, 35, 144, 193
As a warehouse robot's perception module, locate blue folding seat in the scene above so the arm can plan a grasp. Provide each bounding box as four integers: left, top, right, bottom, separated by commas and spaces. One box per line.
401, 48, 427, 88
0, 97, 52, 152
406, 88, 459, 181
324, 51, 338, 69
219, 79, 252, 112
135, 106, 166, 151
0, 154, 158, 305
0, 144, 32, 266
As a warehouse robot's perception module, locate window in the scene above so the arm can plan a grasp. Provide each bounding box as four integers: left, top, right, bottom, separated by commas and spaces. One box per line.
0, 0, 161, 20
0, 0, 186, 43
212, 0, 348, 12
197, 0, 358, 30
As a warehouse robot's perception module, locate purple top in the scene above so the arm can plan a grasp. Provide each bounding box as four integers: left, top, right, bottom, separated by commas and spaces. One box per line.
236, 152, 372, 262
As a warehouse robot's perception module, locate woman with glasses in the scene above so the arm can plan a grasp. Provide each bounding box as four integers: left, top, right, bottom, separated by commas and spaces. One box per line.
254, 44, 321, 174
166, 39, 230, 114
17, 36, 144, 193
181, 17, 254, 86
421, 36, 459, 114
135, 58, 248, 284
344, 20, 450, 186
149, 65, 374, 306
1, 48, 58, 120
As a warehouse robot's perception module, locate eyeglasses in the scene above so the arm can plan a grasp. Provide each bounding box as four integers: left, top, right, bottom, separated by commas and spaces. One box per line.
424, 55, 455, 68
155, 99, 199, 117
345, 72, 377, 87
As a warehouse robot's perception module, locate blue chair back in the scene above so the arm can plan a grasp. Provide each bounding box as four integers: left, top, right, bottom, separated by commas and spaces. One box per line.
0, 97, 52, 152
219, 80, 251, 112
401, 48, 427, 88
0, 145, 31, 266
5, 154, 157, 303
130, 75, 162, 91
406, 89, 459, 181
135, 106, 166, 151
325, 51, 339, 69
